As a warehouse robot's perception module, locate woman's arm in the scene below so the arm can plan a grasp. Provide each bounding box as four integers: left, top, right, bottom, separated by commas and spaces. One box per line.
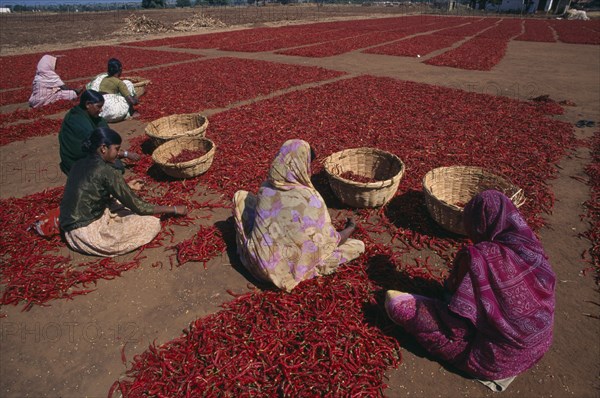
107, 170, 187, 216
59, 84, 82, 95
153, 205, 189, 216
445, 250, 470, 293
117, 149, 141, 162
125, 95, 139, 107
338, 218, 357, 245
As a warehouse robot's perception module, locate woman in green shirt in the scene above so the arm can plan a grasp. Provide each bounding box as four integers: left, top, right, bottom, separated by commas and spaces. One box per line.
88, 58, 139, 122
60, 127, 188, 257
58, 89, 139, 175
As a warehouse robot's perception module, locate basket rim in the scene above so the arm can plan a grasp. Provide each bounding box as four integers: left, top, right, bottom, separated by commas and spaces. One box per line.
323, 147, 405, 189
145, 113, 209, 140
422, 165, 525, 210
152, 137, 216, 168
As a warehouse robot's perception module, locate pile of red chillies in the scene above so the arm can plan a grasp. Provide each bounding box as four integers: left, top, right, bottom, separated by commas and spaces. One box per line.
111, 241, 405, 397
168, 148, 208, 164
339, 170, 381, 183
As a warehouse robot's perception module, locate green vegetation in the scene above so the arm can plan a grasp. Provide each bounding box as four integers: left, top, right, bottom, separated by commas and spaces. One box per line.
142, 0, 167, 8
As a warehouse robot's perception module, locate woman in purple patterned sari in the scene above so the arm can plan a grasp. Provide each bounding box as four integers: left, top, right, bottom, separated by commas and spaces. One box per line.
385, 190, 555, 391
233, 139, 365, 292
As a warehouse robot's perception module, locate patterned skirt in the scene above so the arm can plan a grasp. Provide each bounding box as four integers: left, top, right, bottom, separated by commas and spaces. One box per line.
64, 207, 160, 257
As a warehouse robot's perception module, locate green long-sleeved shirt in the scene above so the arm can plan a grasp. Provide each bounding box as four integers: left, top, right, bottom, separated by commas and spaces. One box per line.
58, 105, 108, 175
59, 155, 154, 232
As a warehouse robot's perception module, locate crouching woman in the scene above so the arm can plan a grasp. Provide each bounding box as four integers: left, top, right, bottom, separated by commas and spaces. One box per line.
59, 127, 188, 257
385, 190, 555, 391
232, 139, 365, 291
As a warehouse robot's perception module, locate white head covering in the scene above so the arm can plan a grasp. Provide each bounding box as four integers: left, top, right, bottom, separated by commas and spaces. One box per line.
33, 55, 65, 88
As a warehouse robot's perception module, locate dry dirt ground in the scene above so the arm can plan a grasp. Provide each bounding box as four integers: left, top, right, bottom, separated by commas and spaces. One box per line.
0, 7, 599, 398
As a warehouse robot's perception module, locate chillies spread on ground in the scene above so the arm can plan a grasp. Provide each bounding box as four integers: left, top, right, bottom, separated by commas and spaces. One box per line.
0, 26, 595, 394
581, 134, 600, 283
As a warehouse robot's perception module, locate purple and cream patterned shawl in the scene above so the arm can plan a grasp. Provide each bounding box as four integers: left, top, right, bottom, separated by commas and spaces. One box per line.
243, 139, 340, 291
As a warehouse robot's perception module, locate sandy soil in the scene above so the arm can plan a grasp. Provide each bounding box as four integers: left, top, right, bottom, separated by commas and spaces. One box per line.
0, 7, 599, 398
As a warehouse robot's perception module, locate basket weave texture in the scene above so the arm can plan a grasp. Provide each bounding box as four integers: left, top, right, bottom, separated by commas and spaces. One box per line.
152, 137, 216, 179
422, 166, 525, 235
145, 113, 209, 146
323, 147, 405, 208
124, 76, 151, 97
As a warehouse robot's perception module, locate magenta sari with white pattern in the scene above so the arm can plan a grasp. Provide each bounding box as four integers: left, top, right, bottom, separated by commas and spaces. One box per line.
387, 190, 555, 380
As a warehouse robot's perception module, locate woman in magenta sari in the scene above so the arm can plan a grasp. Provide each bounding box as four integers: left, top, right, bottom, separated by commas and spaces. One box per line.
385, 190, 555, 391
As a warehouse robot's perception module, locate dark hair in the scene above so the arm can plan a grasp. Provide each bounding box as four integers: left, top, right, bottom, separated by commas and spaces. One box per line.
79, 89, 104, 108
309, 146, 317, 162
81, 127, 122, 154
107, 58, 122, 76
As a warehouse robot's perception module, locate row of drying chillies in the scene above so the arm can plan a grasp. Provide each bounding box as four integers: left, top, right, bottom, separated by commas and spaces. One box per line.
0, 46, 200, 91
581, 134, 600, 284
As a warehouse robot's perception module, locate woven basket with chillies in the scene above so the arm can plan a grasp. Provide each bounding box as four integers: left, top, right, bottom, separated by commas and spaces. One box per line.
152, 136, 216, 179
323, 147, 405, 208
124, 76, 151, 97
145, 113, 209, 147
422, 165, 525, 235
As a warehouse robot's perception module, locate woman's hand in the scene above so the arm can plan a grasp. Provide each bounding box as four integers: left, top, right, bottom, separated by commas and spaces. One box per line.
172, 205, 188, 216
126, 95, 139, 106
345, 217, 356, 229
125, 151, 141, 162
338, 217, 357, 245
445, 251, 470, 293
120, 150, 141, 162
127, 178, 145, 191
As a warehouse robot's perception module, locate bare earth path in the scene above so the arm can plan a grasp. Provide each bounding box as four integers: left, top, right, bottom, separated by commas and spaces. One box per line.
0, 9, 599, 398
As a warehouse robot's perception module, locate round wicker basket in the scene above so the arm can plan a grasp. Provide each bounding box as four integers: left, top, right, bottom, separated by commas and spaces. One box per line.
422, 166, 525, 235
152, 137, 216, 179
124, 76, 151, 97
323, 147, 405, 208
145, 113, 209, 147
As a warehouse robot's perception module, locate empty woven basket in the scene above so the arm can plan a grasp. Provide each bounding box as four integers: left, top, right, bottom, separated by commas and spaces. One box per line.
152, 137, 216, 179
145, 113, 209, 146
323, 147, 405, 208
422, 166, 525, 235
124, 76, 151, 97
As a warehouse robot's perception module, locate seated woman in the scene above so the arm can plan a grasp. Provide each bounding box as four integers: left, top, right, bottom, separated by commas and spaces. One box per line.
87, 58, 138, 122
28, 54, 82, 108
233, 139, 365, 292
59, 127, 188, 257
59, 89, 139, 175
385, 190, 555, 391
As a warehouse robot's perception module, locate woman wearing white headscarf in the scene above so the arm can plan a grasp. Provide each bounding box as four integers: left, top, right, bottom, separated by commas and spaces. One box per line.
29, 54, 81, 108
